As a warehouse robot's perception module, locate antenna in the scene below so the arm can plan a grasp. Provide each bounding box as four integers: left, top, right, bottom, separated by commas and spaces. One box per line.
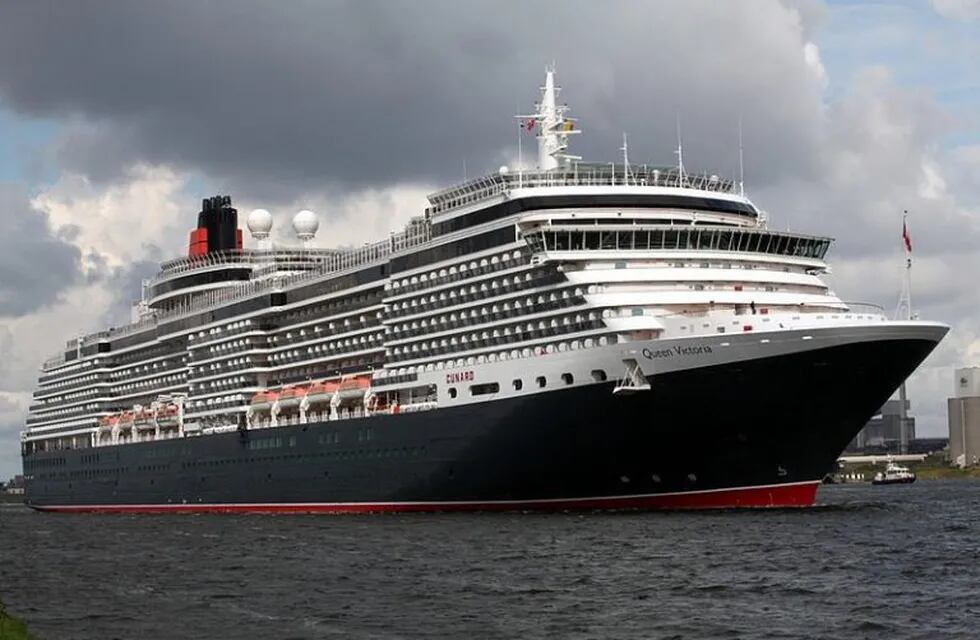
620, 132, 632, 186
675, 115, 686, 187
738, 117, 745, 197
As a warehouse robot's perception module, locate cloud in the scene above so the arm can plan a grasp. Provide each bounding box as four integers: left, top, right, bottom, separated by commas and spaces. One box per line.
31, 165, 193, 270
931, 0, 980, 21
0, 183, 82, 315
0, 0, 828, 200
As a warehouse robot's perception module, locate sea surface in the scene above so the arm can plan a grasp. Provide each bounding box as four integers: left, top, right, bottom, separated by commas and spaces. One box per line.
2, 481, 979, 640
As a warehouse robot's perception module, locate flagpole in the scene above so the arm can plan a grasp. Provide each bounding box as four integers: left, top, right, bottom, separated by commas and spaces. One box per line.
897, 209, 913, 454
904, 210, 913, 321
517, 118, 523, 188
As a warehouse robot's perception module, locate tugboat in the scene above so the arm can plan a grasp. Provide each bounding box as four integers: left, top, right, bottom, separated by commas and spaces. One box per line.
871, 461, 917, 485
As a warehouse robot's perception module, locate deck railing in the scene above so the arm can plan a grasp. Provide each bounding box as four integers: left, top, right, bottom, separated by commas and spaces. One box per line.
426, 163, 740, 216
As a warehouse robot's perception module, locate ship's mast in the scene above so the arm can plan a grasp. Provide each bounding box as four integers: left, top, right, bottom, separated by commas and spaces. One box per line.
517, 67, 580, 170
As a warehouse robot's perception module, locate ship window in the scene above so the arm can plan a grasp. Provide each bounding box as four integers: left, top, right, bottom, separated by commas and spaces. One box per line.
591, 369, 607, 382
561, 373, 574, 385
536, 376, 547, 388
513, 379, 523, 391
585, 231, 600, 250
448, 387, 457, 399
470, 382, 500, 396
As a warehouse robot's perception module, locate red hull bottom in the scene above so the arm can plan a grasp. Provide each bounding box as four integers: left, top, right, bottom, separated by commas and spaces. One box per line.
30, 481, 819, 514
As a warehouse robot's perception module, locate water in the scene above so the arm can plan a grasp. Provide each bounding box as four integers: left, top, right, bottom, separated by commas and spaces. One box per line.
2, 481, 980, 639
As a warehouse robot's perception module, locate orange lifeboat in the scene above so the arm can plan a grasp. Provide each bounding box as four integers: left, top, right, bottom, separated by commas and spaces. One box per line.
306, 380, 339, 405
250, 390, 279, 412
156, 404, 180, 427
277, 385, 309, 409
134, 409, 155, 430
335, 374, 371, 403
98, 414, 118, 432
118, 411, 135, 431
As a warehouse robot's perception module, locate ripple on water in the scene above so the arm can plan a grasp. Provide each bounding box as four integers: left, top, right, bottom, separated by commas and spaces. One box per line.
2, 481, 980, 640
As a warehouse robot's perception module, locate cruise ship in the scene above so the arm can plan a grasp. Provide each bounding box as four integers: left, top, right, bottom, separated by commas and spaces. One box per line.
21, 71, 947, 512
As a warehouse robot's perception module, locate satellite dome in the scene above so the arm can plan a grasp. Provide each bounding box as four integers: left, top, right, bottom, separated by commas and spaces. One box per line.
246, 209, 273, 239
292, 209, 319, 241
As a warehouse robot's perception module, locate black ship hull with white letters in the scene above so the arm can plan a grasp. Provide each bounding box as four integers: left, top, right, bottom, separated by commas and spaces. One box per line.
24, 337, 936, 511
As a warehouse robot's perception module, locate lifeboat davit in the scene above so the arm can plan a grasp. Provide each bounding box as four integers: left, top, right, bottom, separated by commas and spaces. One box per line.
250, 391, 279, 412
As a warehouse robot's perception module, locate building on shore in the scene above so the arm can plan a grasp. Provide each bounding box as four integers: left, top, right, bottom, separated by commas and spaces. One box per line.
846, 399, 916, 454
1, 475, 25, 495
948, 367, 980, 467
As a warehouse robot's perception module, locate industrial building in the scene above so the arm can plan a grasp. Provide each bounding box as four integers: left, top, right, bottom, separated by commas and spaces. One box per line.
948, 367, 980, 467
846, 399, 915, 454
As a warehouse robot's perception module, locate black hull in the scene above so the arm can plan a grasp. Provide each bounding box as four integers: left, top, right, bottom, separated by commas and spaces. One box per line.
24, 337, 938, 511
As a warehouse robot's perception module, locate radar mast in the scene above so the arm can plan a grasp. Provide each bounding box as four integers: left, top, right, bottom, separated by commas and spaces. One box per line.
517, 67, 581, 170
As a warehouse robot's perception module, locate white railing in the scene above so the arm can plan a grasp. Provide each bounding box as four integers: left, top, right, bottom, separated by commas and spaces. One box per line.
426, 163, 740, 216
73, 221, 432, 346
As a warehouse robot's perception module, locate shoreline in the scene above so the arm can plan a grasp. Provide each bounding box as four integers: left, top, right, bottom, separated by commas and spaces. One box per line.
832, 457, 980, 483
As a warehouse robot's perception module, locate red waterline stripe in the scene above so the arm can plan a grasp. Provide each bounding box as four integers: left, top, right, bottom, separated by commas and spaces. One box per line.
29, 482, 819, 514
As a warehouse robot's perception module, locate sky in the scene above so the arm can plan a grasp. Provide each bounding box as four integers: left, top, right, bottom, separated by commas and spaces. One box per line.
0, 0, 978, 480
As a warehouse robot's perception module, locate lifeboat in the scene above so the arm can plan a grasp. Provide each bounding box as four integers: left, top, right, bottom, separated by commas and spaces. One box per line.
306, 380, 339, 405
277, 385, 308, 409
117, 411, 135, 431
134, 409, 155, 430
249, 390, 279, 412
156, 404, 180, 427
97, 415, 118, 432
334, 374, 371, 403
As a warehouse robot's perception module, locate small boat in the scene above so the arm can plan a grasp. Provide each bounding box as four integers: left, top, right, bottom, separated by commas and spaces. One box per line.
249, 391, 279, 412
334, 375, 371, 403
871, 462, 916, 485
156, 404, 180, 427
277, 385, 308, 409
306, 380, 339, 405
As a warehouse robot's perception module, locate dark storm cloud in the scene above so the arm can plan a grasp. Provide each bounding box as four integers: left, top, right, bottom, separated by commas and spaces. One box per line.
0, 0, 824, 200
0, 183, 82, 315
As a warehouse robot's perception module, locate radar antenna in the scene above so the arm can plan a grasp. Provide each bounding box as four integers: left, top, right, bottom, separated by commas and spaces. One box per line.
675, 115, 686, 187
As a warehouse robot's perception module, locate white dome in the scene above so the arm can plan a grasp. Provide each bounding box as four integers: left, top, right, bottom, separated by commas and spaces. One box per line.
246, 209, 273, 238
292, 209, 319, 239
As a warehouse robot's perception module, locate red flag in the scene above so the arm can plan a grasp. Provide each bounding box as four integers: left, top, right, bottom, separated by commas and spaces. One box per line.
523, 118, 536, 132
902, 219, 912, 253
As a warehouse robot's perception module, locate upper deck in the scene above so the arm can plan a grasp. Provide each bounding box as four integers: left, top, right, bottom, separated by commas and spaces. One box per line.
426, 163, 748, 219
